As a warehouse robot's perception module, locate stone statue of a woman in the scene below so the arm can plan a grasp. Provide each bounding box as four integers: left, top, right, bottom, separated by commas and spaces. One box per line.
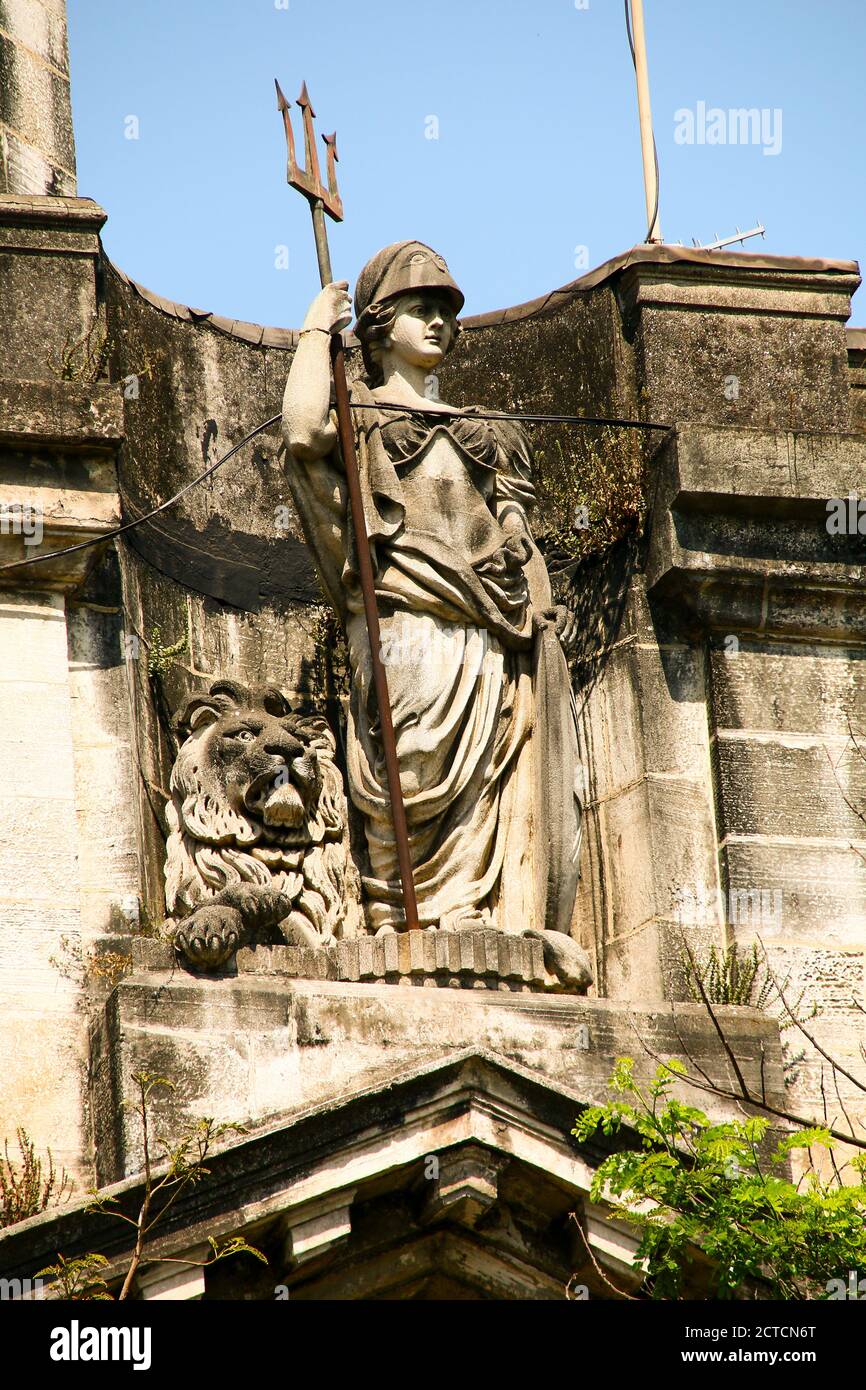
282, 241, 591, 988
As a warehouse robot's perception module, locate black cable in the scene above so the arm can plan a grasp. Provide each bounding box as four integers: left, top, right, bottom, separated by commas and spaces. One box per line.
624, 0, 661, 244
0, 412, 281, 575
0, 403, 671, 577
354, 402, 671, 431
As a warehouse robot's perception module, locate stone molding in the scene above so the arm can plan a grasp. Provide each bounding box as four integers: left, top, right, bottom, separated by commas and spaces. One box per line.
1, 1050, 779, 1296
0, 379, 122, 590
646, 422, 866, 639
616, 259, 861, 327
103, 243, 862, 350
0, 192, 105, 237
132, 932, 552, 993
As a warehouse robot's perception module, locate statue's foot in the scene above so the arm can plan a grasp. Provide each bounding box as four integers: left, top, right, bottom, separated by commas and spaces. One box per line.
173, 905, 245, 970
524, 930, 593, 993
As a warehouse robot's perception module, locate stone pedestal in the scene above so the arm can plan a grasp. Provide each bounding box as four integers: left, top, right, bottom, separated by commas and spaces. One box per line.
92, 950, 786, 1185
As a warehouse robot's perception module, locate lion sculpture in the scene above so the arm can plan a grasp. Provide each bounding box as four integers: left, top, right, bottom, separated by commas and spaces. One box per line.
164, 680, 360, 968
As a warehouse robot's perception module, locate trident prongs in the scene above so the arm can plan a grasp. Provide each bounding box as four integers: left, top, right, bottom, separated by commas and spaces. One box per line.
274, 77, 343, 222
322, 131, 340, 211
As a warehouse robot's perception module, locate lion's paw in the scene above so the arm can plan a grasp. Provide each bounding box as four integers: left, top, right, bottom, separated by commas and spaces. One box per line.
173, 905, 245, 970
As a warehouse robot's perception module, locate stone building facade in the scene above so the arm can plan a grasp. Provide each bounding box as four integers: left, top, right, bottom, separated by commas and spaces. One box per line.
0, 0, 864, 1299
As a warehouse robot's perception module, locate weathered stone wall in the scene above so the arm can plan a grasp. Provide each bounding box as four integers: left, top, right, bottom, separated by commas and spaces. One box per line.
3, 192, 866, 1189
102, 266, 327, 924
0, 196, 136, 1180
0, 0, 75, 196
628, 259, 866, 1147
655, 422, 866, 1138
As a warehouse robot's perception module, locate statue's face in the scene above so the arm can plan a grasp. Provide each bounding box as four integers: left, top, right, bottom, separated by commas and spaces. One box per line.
385, 293, 456, 368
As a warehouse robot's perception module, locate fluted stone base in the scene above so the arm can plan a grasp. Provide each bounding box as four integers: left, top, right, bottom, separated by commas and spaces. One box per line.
132, 929, 553, 992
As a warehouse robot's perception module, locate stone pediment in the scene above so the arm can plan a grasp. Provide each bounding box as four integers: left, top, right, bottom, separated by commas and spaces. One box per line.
1, 1051, 652, 1300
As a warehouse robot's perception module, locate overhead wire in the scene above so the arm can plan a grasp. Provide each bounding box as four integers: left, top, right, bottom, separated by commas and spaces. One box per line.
0, 412, 281, 575
354, 402, 670, 430
0, 404, 671, 576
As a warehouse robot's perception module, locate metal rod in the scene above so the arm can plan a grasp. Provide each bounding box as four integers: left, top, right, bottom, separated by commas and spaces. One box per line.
694, 222, 766, 253
329, 334, 420, 932
306, 207, 419, 932
311, 200, 333, 284
349, 404, 672, 431
629, 0, 662, 243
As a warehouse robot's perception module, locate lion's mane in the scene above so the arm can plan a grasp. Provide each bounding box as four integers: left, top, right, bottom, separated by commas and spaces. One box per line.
164, 681, 359, 943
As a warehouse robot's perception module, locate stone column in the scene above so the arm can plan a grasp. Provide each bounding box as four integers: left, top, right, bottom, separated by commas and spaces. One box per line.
0, 0, 76, 196
0, 194, 138, 1182
575, 250, 863, 1029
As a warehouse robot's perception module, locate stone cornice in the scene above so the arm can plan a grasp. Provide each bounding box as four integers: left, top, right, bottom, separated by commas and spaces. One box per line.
0, 1051, 614, 1285
0, 380, 123, 446
646, 423, 866, 639
0, 381, 122, 591
0, 194, 105, 229
103, 244, 864, 349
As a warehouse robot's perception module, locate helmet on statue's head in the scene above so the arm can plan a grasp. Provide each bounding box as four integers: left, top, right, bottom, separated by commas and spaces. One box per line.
353, 241, 464, 385
353, 241, 464, 332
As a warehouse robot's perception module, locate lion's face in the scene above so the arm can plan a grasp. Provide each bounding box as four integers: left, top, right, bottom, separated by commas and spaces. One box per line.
167, 680, 345, 855
193, 707, 323, 838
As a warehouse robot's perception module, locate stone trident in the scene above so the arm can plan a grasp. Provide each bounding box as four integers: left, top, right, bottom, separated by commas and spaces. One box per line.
275, 79, 419, 932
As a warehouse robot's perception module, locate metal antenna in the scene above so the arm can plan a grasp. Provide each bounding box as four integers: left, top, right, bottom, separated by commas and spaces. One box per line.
691, 222, 766, 252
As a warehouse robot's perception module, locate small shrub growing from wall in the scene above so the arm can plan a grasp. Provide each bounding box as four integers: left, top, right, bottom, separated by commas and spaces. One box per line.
0, 1130, 72, 1229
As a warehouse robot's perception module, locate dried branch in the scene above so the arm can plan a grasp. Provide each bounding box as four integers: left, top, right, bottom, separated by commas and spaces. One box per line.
568, 1211, 638, 1301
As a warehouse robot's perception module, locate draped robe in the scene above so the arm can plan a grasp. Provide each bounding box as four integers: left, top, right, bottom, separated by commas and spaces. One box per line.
283, 382, 582, 934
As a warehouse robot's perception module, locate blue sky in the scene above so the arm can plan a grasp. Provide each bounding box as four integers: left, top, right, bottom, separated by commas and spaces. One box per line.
67, 0, 866, 327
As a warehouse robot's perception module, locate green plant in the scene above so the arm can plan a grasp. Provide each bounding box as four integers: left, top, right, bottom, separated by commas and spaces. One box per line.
37, 1253, 113, 1301
573, 1058, 866, 1300
534, 428, 647, 577
682, 942, 774, 1008
88, 950, 132, 988
39, 1073, 266, 1300
146, 624, 187, 679
679, 937, 816, 1047
0, 1129, 72, 1229
46, 319, 110, 383
47, 936, 133, 989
